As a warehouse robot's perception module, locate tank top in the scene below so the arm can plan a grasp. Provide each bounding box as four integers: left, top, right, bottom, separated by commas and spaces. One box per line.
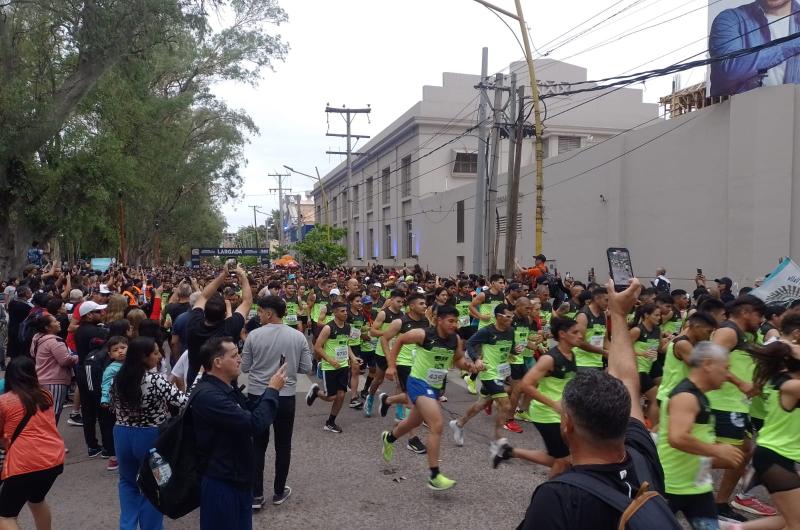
530, 346, 576, 424
321, 321, 352, 371
757, 373, 800, 462
574, 306, 606, 369
634, 323, 661, 374
410, 328, 458, 390
707, 320, 754, 413
375, 308, 403, 357
477, 290, 505, 329
656, 336, 692, 403
396, 314, 429, 367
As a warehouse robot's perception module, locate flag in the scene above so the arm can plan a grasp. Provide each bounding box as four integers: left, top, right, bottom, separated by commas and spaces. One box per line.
750, 258, 800, 306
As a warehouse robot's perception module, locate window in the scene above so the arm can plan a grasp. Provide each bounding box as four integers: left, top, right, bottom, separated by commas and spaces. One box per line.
368, 228, 375, 258
381, 167, 390, 204
352, 185, 359, 217
331, 196, 337, 224
354, 231, 361, 259
366, 177, 374, 211
456, 200, 464, 243
341, 191, 348, 220
453, 152, 478, 174
456, 256, 465, 273
558, 136, 581, 154
383, 224, 393, 258
497, 213, 523, 234
403, 219, 413, 258
400, 156, 411, 197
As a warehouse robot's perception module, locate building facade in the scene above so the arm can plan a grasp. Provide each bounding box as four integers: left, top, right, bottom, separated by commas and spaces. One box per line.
312, 59, 658, 269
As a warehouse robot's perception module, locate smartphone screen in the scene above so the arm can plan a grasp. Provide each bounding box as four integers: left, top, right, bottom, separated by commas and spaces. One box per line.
279, 355, 286, 367
607, 248, 634, 289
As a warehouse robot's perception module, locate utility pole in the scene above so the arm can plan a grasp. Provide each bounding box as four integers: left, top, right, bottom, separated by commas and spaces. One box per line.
326, 105, 370, 263
504, 85, 525, 276
472, 47, 489, 277
250, 205, 261, 249
473, 0, 545, 254
294, 194, 304, 241
486, 72, 504, 274
268, 172, 291, 246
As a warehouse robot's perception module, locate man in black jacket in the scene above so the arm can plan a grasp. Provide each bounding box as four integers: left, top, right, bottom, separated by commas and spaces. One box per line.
191, 336, 286, 530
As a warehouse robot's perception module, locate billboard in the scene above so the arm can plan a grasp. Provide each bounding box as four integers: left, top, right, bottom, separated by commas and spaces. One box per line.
708, 0, 800, 97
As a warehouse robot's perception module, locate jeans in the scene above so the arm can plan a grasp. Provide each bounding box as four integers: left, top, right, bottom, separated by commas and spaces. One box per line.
113, 425, 163, 530
200, 476, 252, 530
248, 394, 296, 498
75, 366, 101, 450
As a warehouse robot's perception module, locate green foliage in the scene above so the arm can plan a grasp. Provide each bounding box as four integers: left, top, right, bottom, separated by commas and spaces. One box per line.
269, 244, 293, 260
0, 0, 289, 273
234, 226, 268, 249
293, 225, 347, 269
237, 256, 258, 267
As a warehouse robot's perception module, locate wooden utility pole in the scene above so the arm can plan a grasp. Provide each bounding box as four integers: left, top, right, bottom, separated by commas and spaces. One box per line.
268, 172, 291, 246
487, 72, 504, 274
504, 85, 525, 275
472, 47, 490, 277
250, 205, 260, 249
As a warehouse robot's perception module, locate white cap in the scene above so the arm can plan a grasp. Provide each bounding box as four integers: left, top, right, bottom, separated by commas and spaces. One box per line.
79, 301, 107, 317
372, 282, 382, 288
98, 284, 112, 295
329, 288, 341, 296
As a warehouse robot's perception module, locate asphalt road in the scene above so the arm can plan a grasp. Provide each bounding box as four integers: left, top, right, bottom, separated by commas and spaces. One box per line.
18, 372, 549, 530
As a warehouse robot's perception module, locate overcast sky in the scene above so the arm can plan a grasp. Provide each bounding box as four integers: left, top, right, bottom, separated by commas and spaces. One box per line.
216, 0, 711, 232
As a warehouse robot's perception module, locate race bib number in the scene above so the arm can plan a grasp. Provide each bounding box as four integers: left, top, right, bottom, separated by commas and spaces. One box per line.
426, 368, 447, 386
285, 314, 297, 324
589, 335, 604, 347
694, 457, 712, 488
458, 315, 470, 327
497, 363, 511, 379
334, 345, 348, 362
349, 327, 361, 340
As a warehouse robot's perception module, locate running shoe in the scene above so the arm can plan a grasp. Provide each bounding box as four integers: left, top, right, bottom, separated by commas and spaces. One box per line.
252, 496, 265, 510
272, 486, 292, 505
380, 431, 395, 462
360, 389, 369, 400
439, 395, 448, 402
88, 446, 103, 458
349, 397, 364, 410
364, 394, 374, 417
716, 504, 747, 523
67, 412, 83, 426
428, 473, 456, 491
379, 393, 391, 417
106, 457, 119, 471
100, 449, 113, 459
323, 422, 343, 433
406, 436, 427, 454
490, 438, 513, 469
449, 420, 464, 446
503, 419, 523, 433
514, 410, 533, 423
731, 495, 777, 517
464, 375, 477, 395
306, 383, 319, 407
394, 404, 406, 422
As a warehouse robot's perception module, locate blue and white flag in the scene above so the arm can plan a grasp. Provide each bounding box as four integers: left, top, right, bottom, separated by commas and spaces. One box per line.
750, 258, 800, 307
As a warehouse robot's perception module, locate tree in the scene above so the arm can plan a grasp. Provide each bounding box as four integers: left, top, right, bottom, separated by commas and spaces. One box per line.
0, 0, 288, 274
269, 244, 293, 260
293, 225, 347, 269
266, 209, 280, 241
234, 225, 268, 248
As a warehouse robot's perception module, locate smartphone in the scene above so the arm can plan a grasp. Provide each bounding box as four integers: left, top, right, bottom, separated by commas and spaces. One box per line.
607, 247, 634, 291
279, 354, 286, 366
226, 258, 237, 268
697, 268, 703, 276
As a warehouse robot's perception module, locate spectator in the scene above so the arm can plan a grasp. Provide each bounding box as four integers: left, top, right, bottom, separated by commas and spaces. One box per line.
0, 356, 65, 530
186, 263, 251, 385
241, 296, 313, 509
74, 300, 109, 457
26, 241, 45, 267
111, 336, 186, 530
652, 267, 671, 294
31, 313, 78, 425
192, 337, 286, 530
6, 285, 32, 358
715, 277, 736, 304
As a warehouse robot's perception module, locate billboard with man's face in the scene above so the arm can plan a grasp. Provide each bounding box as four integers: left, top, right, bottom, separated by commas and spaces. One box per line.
708, 0, 800, 97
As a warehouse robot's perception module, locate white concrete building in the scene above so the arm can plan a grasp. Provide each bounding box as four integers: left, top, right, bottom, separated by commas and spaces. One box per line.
312, 59, 659, 268
417, 84, 800, 291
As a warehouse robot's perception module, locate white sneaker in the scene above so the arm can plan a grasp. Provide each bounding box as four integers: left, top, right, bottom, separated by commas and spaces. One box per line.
449, 419, 464, 447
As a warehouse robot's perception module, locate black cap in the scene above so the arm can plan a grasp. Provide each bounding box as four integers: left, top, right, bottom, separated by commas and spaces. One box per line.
534, 254, 546, 262
714, 277, 733, 287
507, 283, 524, 292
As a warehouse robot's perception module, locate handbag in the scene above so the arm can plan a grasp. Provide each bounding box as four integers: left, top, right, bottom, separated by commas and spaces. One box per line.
0, 410, 34, 483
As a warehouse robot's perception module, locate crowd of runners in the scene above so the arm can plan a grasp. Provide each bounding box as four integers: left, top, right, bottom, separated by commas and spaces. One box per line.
0, 250, 798, 530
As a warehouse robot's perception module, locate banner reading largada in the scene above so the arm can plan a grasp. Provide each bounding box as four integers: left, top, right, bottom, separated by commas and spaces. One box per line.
750, 257, 800, 306
707, 0, 800, 97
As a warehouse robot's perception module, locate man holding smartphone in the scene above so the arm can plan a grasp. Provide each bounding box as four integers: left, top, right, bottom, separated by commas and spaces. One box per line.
241, 295, 313, 510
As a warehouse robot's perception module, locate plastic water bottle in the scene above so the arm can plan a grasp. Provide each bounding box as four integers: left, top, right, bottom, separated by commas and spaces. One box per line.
149, 448, 171, 487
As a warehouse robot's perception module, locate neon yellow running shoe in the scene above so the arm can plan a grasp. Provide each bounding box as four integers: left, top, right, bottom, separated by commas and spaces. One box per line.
515, 410, 533, 423
381, 431, 394, 463
464, 375, 477, 395
428, 473, 456, 491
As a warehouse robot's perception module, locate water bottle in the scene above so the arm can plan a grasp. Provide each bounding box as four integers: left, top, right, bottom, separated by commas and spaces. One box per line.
149, 448, 171, 487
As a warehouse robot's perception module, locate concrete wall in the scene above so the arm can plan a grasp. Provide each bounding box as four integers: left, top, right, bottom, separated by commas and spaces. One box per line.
417, 84, 800, 291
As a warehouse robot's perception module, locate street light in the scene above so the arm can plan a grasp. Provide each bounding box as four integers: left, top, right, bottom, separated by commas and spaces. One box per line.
283, 164, 331, 242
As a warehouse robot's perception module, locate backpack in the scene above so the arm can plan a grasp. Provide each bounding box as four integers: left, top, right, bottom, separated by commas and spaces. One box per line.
18, 308, 43, 355
83, 347, 110, 394
548, 472, 682, 530
136, 388, 207, 519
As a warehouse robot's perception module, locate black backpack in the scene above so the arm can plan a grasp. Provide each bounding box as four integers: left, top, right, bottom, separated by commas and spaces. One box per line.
18, 309, 42, 354
548, 472, 682, 530
136, 388, 207, 519
83, 346, 110, 395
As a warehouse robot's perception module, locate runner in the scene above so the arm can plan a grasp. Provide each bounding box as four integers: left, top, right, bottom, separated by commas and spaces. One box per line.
364, 291, 405, 417
573, 287, 608, 372
657, 341, 744, 530
455, 280, 478, 395
507, 297, 539, 430
306, 301, 361, 433
629, 303, 664, 427
469, 274, 506, 330
449, 304, 516, 446
380, 305, 480, 490
346, 292, 367, 409
282, 282, 303, 333
377, 292, 428, 454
